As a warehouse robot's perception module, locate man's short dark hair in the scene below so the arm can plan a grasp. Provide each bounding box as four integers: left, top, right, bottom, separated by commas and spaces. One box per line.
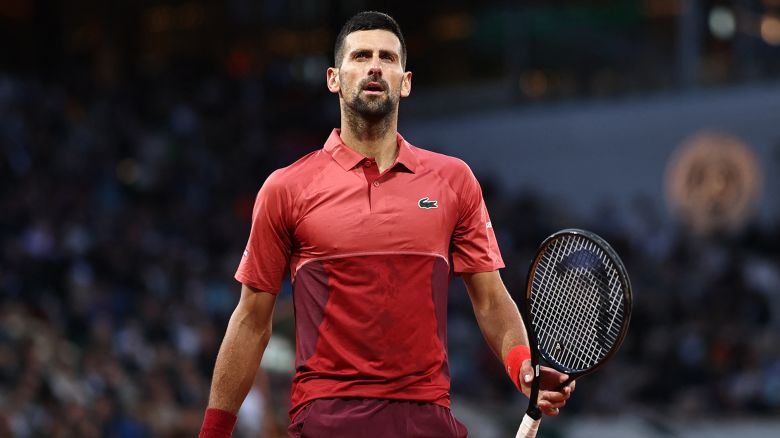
334, 11, 407, 68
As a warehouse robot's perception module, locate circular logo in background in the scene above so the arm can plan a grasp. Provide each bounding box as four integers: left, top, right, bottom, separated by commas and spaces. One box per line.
665, 131, 762, 235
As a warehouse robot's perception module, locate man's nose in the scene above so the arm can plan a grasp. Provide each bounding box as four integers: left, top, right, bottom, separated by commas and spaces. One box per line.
368, 58, 382, 76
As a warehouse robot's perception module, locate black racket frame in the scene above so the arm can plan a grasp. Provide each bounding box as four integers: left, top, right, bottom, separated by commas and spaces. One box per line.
522, 228, 632, 420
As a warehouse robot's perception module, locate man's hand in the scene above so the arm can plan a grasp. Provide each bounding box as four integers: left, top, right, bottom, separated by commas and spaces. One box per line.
519, 360, 575, 416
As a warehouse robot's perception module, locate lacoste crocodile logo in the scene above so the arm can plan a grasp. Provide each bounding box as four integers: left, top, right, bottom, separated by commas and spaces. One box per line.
418, 197, 438, 209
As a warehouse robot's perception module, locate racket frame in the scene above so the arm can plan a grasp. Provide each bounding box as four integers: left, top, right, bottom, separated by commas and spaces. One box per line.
521, 228, 632, 420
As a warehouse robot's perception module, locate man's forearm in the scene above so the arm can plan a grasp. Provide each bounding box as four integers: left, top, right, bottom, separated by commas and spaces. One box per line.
207, 308, 271, 413
463, 271, 529, 362
472, 288, 528, 361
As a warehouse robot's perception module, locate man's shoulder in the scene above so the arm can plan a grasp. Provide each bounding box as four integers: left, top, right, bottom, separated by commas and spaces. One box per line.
262, 149, 330, 193
408, 143, 473, 179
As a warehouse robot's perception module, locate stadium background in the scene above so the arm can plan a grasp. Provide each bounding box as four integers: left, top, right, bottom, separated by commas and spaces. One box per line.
1, 0, 779, 437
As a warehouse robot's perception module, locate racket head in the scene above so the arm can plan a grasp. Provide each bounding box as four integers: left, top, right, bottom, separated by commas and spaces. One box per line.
525, 228, 632, 378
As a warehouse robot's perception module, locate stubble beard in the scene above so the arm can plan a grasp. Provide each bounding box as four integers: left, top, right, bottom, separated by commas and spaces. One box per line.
342, 77, 400, 135
348, 90, 394, 119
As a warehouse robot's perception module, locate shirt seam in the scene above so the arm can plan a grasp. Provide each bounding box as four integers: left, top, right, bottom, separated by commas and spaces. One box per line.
421, 158, 464, 219
294, 251, 449, 274
288, 152, 347, 228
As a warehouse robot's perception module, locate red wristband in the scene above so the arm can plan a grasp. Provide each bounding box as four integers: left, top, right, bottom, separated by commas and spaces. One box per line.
199, 408, 237, 438
505, 344, 532, 391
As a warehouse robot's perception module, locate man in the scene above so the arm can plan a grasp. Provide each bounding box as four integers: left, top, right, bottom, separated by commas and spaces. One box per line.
200, 11, 574, 437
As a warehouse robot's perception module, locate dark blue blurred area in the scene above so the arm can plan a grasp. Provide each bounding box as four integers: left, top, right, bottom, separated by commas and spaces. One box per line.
1, 1, 780, 437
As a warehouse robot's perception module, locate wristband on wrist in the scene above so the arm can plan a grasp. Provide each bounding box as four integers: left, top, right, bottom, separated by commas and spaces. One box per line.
505, 344, 532, 391
199, 408, 237, 438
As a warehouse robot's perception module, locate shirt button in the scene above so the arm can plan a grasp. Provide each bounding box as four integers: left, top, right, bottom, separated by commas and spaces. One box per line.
372, 181, 380, 187
364, 161, 372, 168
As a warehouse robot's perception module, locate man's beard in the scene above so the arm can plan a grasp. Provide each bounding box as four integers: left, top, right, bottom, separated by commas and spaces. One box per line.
344, 77, 397, 120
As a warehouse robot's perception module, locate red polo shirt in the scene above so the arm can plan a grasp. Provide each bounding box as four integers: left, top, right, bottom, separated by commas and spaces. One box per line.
236, 129, 504, 420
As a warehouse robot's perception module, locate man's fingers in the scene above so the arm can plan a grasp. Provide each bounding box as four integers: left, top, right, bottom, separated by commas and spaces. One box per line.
539, 389, 568, 404
538, 366, 571, 388
547, 399, 567, 409
537, 401, 563, 416
523, 365, 577, 417
520, 359, 533, 383
532, 367, 576, 416
538, 398, 567, 413
559, 379, 576, 396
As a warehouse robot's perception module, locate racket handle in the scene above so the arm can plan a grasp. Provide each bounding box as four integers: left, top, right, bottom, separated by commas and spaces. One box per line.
515, 414, 541, 438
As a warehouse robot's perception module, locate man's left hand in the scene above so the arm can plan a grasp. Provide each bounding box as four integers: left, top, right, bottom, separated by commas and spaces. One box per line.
519, 360, 575, 416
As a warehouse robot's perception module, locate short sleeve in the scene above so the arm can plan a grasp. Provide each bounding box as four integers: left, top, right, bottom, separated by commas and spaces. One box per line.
450, 163, 504, 273
235, 171, 293, 293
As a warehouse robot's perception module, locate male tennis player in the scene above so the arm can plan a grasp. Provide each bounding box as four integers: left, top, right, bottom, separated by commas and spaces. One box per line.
200, 11, 574, 437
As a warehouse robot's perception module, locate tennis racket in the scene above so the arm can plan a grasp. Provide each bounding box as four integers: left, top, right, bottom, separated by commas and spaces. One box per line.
516, 228, 632, 438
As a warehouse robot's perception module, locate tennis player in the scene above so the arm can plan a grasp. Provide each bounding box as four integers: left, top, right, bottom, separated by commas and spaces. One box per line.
200, 11, 574, 438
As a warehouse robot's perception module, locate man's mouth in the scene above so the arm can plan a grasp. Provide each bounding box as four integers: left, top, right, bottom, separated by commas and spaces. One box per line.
363, 81, 385, 94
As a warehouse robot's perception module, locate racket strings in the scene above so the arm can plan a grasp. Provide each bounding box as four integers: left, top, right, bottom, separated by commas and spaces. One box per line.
534, 264, 609, 369
530, 236, 626, 373
550, 239, 623, 366
536, 240, 608, 368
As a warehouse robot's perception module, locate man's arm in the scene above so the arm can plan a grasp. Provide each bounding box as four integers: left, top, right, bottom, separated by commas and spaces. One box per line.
200, 284, 277, 436
462, 270, 574, 415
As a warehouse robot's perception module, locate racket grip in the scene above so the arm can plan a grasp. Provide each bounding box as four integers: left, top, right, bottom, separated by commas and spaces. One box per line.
515, 414, 541, 438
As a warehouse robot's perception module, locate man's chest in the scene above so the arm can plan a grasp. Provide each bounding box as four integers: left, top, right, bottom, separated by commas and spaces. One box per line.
292, 171, 459, 257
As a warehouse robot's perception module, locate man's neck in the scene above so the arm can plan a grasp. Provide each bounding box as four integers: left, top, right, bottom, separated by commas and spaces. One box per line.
340, 111, 399, 173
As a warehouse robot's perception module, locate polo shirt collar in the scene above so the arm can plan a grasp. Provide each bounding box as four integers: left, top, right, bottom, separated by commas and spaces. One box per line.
324, 128, 419, 173
395, 133, 419, 173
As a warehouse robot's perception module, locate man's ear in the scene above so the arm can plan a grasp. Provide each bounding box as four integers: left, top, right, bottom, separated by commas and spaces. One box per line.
327, 67, 340, 93
400, 71, 412, 98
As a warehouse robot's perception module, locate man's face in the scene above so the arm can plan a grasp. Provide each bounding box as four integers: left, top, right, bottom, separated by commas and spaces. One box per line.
327, 30, 412, 118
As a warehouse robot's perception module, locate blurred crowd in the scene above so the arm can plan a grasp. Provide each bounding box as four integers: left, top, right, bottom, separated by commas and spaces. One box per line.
1, 69, 779, 438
